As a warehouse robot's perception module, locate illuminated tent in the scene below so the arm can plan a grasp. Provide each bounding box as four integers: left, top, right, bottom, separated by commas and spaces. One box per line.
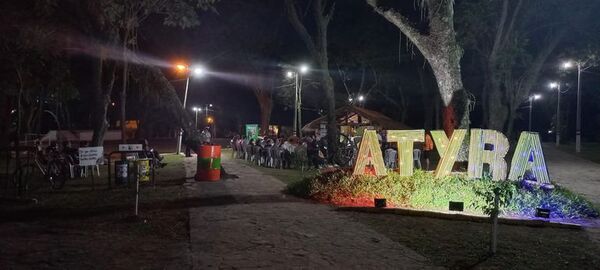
301, 105, 411, 136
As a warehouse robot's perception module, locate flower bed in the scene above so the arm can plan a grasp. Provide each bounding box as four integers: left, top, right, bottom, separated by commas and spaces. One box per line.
287, 169, 599, 219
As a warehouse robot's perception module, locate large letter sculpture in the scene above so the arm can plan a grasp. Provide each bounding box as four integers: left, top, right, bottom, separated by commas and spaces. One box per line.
468, 129, 509, 180
387, 130, 424, 176
431, 129, 467, 178
508, 132, 550, 184
352, 130, 387, 176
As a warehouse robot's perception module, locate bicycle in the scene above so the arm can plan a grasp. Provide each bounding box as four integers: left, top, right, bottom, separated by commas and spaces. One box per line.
12, 144, 69, 193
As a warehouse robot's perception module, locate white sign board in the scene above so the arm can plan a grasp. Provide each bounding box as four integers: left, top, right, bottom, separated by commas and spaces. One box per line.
79, 147, 104, 166
118, 144, 143, 152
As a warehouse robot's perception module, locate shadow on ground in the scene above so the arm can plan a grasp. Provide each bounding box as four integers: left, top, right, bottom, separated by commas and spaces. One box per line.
0, 193, 301, 223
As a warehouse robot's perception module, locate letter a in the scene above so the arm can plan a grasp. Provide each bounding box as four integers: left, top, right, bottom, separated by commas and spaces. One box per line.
467, 129, 509, 180
352, 130, 387, 176
508, 132, 550, 184
431, 129, 467, 178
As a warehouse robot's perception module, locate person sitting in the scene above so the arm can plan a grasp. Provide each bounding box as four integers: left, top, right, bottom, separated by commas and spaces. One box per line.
141, 139, 166, 168
200, 126, 212, 144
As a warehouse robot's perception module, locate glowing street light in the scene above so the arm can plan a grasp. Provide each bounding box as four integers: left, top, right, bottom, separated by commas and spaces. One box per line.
561, 59, 591, 153
174, 62, 208, 155
176, 64, 187, 72
358, 95, 365, 102
299, 64, 309, 74
192, 65, 206, 76
286, 63, 310, 135
528, 94, 542, 131
548, 82, 566, 146
192, 107, 202, 129
562, 61, 574, 70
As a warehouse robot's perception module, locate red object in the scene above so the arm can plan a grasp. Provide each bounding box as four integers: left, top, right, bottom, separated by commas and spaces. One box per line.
443, 104, 456, 137
195, 145, 221, 182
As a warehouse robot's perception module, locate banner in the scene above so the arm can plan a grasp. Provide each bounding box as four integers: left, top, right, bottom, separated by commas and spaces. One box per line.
79, 147, 104, 166
245, 124, 259, 140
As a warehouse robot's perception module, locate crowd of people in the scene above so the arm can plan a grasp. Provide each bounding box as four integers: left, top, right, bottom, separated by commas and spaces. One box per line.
231, 134, 327, 170
230, 130, 436, 171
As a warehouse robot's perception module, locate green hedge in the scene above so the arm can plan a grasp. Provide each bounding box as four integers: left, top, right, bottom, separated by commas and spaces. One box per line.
288, 170, 599, 219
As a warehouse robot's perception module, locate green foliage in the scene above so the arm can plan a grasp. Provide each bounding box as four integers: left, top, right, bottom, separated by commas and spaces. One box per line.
290, 170, 599, 219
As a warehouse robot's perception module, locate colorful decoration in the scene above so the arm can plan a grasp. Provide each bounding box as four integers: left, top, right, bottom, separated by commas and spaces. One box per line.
353, 130, 387, 176
508, 132, 550, 184
467, 129, 509, 180
431, 129, 467, 178
386, 130, 424, 176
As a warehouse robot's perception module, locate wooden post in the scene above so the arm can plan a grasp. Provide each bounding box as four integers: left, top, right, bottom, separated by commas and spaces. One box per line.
490, 189, 499, 254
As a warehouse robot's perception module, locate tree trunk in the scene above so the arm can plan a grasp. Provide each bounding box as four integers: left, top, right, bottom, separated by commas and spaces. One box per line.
120, 62, 128, 143
285, 0, 337, 162
254, 88, 273, 135
322, 69, 337, 161
367, 0, 468, 133
91, 57, 117, 147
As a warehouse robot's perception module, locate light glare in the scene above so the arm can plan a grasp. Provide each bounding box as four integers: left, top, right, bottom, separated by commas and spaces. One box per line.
299, 64, 309, 74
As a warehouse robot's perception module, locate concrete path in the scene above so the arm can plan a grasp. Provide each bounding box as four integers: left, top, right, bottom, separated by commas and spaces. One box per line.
543, 144, 600, 207
543, 144, 600, 247
183, 157, 439, 269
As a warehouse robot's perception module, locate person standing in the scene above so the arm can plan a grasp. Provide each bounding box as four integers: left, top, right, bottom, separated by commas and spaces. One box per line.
423, 132, 434, 170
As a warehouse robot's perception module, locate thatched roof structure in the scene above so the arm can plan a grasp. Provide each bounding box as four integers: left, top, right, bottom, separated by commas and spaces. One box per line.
302, 105, 411, 132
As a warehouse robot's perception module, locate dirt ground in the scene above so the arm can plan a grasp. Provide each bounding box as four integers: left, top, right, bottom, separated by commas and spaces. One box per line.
0, 154, 192, 269
346, 211, 600, 269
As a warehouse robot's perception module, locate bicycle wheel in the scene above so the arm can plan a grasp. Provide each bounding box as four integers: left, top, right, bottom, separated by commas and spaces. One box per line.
12, 163, 42, 193
46, 160, 68, 190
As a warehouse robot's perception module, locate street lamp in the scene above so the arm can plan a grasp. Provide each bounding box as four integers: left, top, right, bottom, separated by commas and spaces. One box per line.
548, 82, 566, 146
286, 63, 309, 136
528, 94, 542, 132
175, 62, 207, 155
562, 60, 590, 153
192, 107, 202, 129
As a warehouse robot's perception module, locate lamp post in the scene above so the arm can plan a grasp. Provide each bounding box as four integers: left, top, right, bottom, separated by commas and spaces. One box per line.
175, 63, 206, 155
562, 60, 590, 153
549, 82, 562, 146
528, 94, 542, 132
192, 107, 201, 129
286, 64, 309, 136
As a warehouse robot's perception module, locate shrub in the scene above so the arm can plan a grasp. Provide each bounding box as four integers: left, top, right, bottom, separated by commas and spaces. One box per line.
288, 170, 599, 219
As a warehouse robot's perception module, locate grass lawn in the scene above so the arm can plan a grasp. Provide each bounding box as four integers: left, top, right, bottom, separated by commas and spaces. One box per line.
0, 154, 192, 269
557, 143, 600, 164
222, 148, 316, 185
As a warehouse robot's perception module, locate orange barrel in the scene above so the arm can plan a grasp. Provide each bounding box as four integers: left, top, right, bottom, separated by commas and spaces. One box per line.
195, 145, 221, 181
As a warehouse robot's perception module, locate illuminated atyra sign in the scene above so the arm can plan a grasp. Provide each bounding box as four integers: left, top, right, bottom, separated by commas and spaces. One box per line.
353, 129, 550, 183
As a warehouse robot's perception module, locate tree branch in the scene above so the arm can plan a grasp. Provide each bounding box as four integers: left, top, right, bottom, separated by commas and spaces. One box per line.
285, 0, 319, 57
366, 0, 431, 57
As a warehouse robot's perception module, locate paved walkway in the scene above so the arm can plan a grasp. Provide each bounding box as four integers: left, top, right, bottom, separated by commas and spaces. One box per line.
183, 158, 439, 269
543, 144, 600, 207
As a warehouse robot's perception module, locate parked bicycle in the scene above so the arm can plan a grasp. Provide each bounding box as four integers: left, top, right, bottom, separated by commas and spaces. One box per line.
12, 143, 69, 193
